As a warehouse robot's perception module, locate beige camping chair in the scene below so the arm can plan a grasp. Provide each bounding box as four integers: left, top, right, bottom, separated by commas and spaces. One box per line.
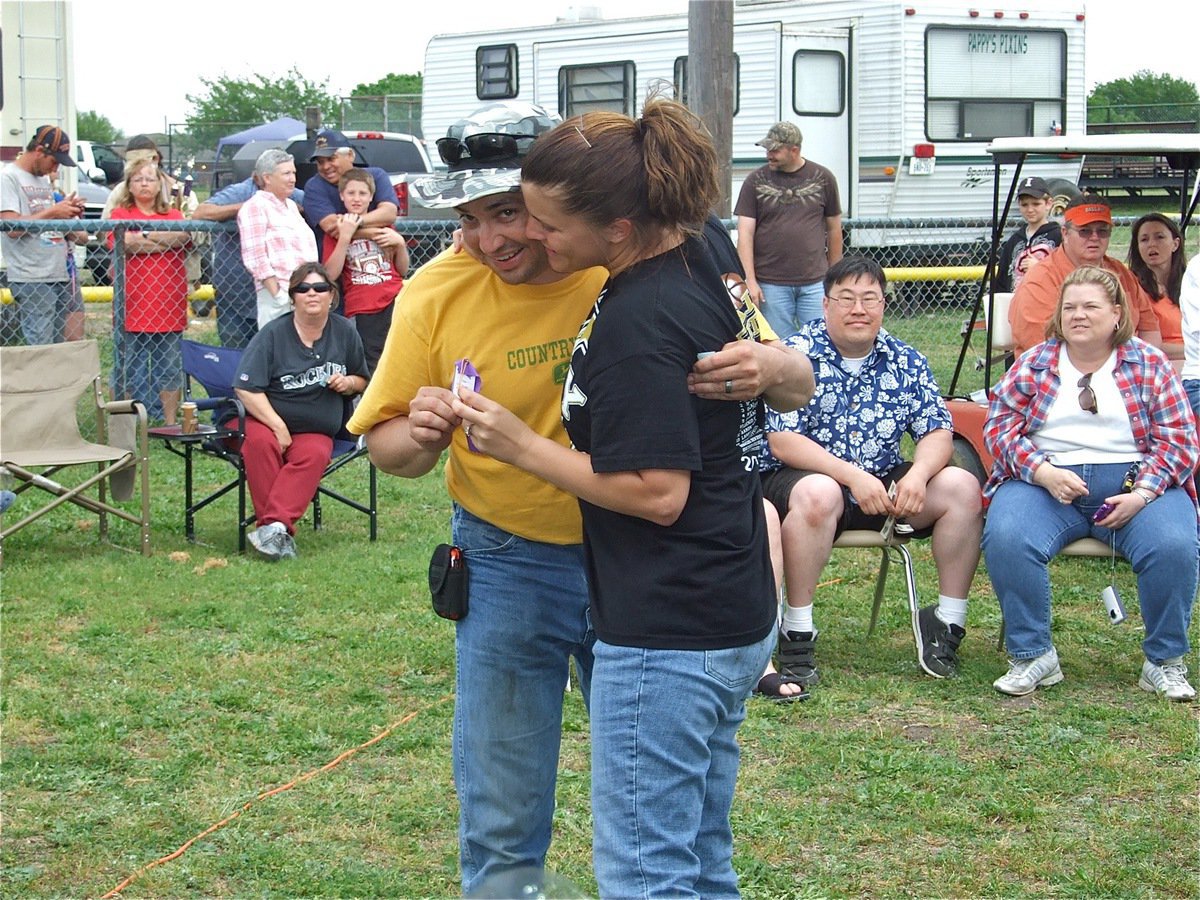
0, 340, 150, 563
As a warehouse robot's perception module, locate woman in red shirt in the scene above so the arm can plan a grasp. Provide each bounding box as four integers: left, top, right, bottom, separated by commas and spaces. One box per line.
108, 158, 191, 423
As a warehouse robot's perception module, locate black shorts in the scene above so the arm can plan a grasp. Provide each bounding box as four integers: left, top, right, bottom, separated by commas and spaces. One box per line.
760, 461, 933, 539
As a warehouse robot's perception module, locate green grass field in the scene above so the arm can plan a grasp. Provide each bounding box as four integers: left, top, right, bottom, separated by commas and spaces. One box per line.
3, 331, 1197, 897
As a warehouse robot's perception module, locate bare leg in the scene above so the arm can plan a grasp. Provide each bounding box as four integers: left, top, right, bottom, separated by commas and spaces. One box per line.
160, 389, 181, 426
907, 467, 983, 598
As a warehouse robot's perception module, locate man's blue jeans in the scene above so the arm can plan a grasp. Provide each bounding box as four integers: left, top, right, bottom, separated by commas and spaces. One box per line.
983, 463, 1197, 664
9, 281, 70, 345
450, 505, 593, 895
757, 280, 824, 339
589, 629, 774, 899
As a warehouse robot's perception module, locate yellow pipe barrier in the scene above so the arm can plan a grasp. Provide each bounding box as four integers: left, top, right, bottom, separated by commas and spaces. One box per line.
1, 284, 216, 304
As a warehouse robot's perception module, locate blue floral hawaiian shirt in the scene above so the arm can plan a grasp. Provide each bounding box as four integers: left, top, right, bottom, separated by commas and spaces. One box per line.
761, 319, 952, 475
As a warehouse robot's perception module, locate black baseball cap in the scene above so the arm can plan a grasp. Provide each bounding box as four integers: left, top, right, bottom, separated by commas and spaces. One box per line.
1017, 176, 1050, 199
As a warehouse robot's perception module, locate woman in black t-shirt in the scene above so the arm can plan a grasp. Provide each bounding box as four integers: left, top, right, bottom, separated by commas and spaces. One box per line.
454, 99, 776, 899
234, 262, 368, 561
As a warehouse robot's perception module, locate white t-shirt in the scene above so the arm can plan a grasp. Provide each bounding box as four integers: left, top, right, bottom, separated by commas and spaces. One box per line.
0, 164, 67, 282
1032, 349, 1139, 465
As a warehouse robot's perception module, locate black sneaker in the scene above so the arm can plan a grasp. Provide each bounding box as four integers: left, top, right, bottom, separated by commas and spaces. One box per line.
914, 604, 965, 678
778, 629, 820, 685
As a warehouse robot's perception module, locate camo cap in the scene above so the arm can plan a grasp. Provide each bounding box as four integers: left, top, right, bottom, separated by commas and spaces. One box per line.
411, 167, 522, 209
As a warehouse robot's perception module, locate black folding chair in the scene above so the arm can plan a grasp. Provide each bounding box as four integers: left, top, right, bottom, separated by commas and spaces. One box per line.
153, 340, 376, 552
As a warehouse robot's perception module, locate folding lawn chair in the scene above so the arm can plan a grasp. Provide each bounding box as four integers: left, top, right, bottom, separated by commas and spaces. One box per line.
0, 340, 150, 563
157, 340, 376, 552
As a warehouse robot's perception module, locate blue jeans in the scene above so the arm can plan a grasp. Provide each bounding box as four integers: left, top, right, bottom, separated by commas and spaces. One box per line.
450, 505, 593, 895
125, 332, 182, 420
9, 281, 70, 345
590, 629, 774, 899
757, 280, 824, 339
983, 463, 1197, 663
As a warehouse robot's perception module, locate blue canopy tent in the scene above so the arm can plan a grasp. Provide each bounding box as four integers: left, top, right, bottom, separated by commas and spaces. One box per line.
210, 117, 307, 189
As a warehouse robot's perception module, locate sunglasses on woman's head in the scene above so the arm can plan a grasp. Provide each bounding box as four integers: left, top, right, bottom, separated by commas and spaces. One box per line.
436, 132, 535, 166
292, 282, 332, 294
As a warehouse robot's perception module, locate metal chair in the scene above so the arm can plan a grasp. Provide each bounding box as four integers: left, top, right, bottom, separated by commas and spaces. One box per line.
832, 529, 919, 636
0, 340, 150, 563
996, 538, 1124, 648
154, 340, 376, 552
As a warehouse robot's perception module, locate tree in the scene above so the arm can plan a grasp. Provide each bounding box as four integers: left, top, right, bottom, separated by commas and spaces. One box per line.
76, 110, 124, 145
185, 68, 338, 148
350, 73, 422, 97
1088, 71, 1199, 126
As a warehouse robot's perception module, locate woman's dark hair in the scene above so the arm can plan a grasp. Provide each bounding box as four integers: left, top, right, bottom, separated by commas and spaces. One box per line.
1128, 213, 1184, 305
288, 261, 339, 306
520, 96, 720, 258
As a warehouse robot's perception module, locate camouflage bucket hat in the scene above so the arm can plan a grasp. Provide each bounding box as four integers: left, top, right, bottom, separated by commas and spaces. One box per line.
411, 167, 522, 209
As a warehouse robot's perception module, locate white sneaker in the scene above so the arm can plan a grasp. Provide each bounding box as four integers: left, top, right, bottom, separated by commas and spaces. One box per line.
248, 522, 288, 561
1139, 657, 1197, 702
993, 648, 1063, 696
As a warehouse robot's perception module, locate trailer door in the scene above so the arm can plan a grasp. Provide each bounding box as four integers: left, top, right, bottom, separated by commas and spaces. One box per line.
779, 30, 851, 206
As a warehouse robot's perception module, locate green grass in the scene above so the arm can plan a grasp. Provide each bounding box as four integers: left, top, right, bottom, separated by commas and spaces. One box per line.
2, 325, 1197, 898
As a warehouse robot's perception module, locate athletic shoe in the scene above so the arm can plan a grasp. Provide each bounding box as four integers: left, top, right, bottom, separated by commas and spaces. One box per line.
248, 522, 288, 561
993, 648, 1063, 696
277, 532, 298, 560
778, 628, 820, 685
1139, 657, 1196, 702
914, 604, 965, 678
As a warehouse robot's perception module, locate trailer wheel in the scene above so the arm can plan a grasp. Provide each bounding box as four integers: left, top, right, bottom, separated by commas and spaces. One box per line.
1045, 178, 1082, 216
950, 434, 988, 489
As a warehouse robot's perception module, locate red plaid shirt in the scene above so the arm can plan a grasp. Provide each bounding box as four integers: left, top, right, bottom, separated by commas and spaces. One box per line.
984, 338, 1199, 513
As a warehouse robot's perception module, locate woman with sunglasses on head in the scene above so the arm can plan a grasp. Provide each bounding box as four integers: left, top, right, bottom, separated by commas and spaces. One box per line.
233, 262, 368, 561
452, 98, 784, 898
982, 266, 1198, 701
1128, 213, 1186, 369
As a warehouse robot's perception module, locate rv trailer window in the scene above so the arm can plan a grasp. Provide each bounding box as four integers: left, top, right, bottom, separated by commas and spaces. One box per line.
477, 44, 518, 100
673, 55, 742, 115
925, 26, 1066, 142
792, 50, 845, 116
559, 62, 636, 117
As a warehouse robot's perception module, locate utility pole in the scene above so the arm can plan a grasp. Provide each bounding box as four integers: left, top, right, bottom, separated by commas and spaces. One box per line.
688, 0, 735, 216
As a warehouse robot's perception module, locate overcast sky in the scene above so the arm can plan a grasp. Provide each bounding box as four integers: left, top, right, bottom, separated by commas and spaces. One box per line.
71, 0, 1199, 136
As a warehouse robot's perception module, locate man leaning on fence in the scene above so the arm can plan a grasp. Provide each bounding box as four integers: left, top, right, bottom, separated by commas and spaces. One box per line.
194, 173, 306, 348
301, 129, 397, 259
760, 255, 983, 690
0, 125, 87, 346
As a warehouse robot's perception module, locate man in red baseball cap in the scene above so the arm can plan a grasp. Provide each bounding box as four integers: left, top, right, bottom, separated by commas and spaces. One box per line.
0, 125, 87, 344
1009, 193, 1162, 356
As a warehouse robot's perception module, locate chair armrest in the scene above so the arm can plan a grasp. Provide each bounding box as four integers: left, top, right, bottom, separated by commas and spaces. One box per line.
104, 399, 143, 416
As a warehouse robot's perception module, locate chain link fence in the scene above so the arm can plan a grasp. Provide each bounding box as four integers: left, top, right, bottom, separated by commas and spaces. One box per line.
2, 215, 1194, 422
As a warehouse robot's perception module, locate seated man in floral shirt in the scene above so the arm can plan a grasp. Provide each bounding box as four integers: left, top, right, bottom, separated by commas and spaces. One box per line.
760, 255, 983, 689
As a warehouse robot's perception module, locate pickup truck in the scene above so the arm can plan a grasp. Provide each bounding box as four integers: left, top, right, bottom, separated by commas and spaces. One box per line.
284, 131, 456, 266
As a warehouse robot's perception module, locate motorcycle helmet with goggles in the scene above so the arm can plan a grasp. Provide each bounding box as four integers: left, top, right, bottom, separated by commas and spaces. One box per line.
415, 102, 562, 209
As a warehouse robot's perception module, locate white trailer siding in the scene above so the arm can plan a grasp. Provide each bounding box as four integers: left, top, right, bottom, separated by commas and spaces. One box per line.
421, 0, 1086, 237
0, 0, 76, 188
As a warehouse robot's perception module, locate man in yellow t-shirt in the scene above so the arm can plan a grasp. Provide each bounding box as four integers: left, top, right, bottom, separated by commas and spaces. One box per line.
348, 102, 813, 898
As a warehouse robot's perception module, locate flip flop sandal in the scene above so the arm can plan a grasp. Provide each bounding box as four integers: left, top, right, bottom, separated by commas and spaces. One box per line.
752, 671, 810, 703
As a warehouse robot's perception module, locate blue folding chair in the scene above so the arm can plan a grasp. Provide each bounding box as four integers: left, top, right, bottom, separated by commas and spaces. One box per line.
154, 340, 376, 552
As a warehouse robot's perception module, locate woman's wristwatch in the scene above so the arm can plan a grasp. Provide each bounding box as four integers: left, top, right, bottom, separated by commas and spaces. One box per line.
1131, 486, 1156, 505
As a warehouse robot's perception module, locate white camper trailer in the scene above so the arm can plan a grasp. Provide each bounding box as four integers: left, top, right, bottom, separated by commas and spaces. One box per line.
422, 0, 1087, 252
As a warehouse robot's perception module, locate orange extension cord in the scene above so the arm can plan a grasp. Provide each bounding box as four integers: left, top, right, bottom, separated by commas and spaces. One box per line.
101, 693, 453, 898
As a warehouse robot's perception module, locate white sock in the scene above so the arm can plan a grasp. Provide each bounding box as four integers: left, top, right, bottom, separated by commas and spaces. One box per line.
936, 595, 968, 629
782, 605, 814, 635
